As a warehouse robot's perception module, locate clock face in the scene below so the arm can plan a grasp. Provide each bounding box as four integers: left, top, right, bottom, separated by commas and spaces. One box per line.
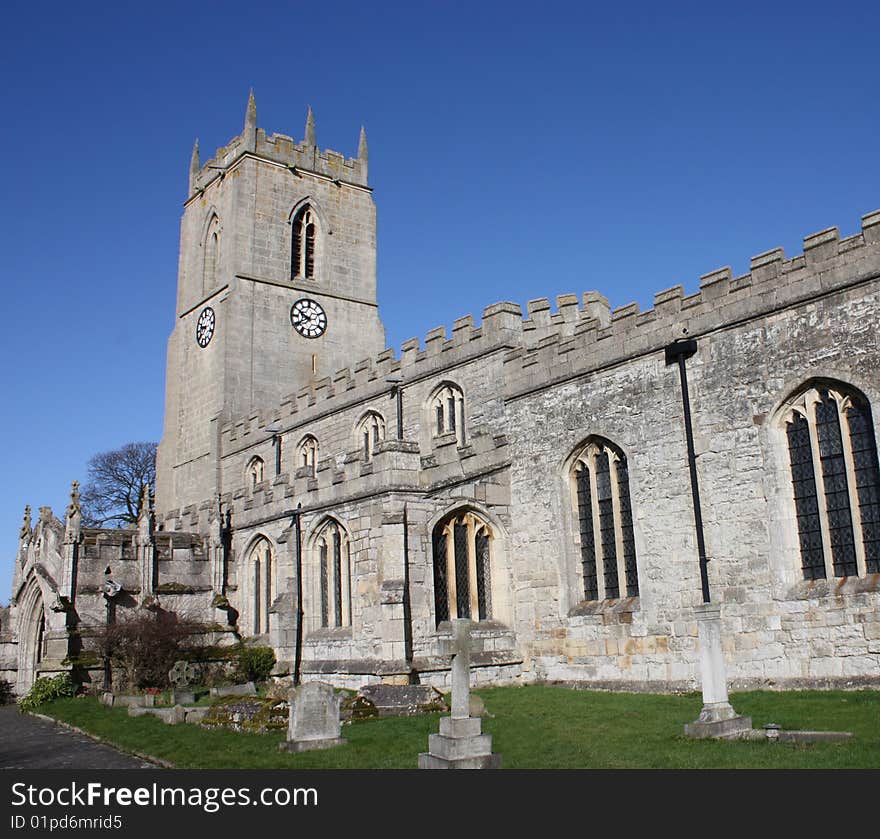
290, 298, 327, 339
196, 307, 215, 348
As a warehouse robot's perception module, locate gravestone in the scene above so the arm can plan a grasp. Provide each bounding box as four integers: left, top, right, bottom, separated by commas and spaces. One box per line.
418, 619, 501, 769
168, 660, 198, 705
279, 681, 346, 753
359, 684, 446, 717
210, 682, 257, 698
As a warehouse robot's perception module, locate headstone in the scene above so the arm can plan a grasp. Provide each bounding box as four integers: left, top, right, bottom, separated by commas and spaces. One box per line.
184, 707, 210, 725
279, 682, 346, 753
210, 682, 257, 697
127, 704, 186, 725
169, 660, 198, 689
418, 619, 501, 769
359, 684, 446, 717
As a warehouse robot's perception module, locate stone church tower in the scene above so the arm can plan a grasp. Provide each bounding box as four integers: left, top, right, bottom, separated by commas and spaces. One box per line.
156, 93, 386, 515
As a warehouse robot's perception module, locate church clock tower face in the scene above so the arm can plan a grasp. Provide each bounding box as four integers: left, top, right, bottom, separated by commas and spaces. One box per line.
290, 298, 327, 338
196, 306, 215, 347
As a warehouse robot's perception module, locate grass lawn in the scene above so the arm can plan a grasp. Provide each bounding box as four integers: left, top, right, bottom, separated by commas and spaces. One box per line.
36, 686, 880, 769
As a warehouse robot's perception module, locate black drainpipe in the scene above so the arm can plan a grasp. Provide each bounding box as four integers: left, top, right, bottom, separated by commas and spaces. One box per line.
402, 504, 417, 683
665, 338, 711, 604
293, 504, 304, 686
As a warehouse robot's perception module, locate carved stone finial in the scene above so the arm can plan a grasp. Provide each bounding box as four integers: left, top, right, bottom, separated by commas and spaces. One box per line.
64, 481, 82, 544
189, 138, 200, 193
358, 125, 368, 161
304, 105, 316, 148
137, 484, 153, 541
243, 89, 257, 150
20, 505, 32, 542
245, 88, 257, 129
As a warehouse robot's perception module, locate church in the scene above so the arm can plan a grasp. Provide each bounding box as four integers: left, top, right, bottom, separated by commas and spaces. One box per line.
3, 94, 880, 697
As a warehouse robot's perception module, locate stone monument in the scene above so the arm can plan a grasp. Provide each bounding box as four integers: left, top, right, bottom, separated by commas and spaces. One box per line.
683, 604, 752, 738
280, 681, 346, 753
168, 659, 198, 705
418, 619, 501, 769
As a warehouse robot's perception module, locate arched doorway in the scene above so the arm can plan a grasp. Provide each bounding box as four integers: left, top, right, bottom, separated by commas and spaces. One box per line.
16, 577, 47, 694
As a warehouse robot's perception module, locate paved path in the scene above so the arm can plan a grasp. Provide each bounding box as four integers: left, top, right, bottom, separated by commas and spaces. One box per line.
0, 706, 155, 769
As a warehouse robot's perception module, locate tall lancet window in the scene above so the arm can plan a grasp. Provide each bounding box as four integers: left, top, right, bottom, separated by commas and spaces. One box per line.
571, 438, 639, 601
432, 510, 493, 626
782, 383, 880, 580
247, 537, 274, 636
429, 383, 466, 445
291, 206, 317, 279
299, 435, 319, 476
356, 412, 385, 462
203, 214, 220, 295
246, 456, 265, 491
314, 519, 351, 629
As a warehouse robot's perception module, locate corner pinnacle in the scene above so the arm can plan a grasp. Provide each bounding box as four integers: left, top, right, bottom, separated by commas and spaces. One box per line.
304, 105, 316, 147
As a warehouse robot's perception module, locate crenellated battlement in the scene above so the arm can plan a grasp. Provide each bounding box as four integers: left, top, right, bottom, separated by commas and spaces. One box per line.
210, 206, 880, 494
188, 94, 368, 198
503, 209, 880, 398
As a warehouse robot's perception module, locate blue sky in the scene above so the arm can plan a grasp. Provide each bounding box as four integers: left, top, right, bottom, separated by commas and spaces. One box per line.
2, 1, 879, 603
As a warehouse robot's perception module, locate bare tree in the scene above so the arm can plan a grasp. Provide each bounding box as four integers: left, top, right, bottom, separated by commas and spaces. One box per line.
80, 442, 157, 527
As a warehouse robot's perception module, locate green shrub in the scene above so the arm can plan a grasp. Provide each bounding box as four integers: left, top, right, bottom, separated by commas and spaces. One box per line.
233, 645, 276, 683
96, 610, 201, 692
18, 673, 75, 713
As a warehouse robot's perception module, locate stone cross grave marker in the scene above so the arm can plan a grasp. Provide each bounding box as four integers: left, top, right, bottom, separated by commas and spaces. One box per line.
418, 618, 501, 768
168, 660, 198, 705
441, 617, 480, 719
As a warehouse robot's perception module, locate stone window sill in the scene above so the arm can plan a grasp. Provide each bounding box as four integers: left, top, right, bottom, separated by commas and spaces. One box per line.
568, 596, 640, 618
785, 573, 880, 600
433, 619, 511, 636
304, 626, 353, 642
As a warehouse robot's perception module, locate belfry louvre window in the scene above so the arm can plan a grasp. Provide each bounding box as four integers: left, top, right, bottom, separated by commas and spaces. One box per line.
432, 511, 492, 625
572, 439, 639, 601
291, 206, 316, 279
315, 520, 351, 628
203, 214, 220, 295
783, 385, 880, 580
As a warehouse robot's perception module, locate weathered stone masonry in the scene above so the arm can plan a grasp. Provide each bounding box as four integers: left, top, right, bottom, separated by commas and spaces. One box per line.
3, 95, 879, 695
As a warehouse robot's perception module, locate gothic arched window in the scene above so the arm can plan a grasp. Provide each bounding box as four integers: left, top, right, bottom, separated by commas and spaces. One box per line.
571, 438, 638, 601
314, 519, 351, 629
429, 383, 466, 444
246, 456, 265, 491
432, 510, 493, 626
246, 537, 274, 636
781, 383, 880, 580
356, 412, 385, 462
299, 435, 319, 476
203, 214, 220, 295
291, 205, 317, 279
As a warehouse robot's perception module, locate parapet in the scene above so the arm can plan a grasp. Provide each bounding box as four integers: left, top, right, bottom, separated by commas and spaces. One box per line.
215, 206, 880, 468
503, 209, 880, 398
188, 96, 368, 198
